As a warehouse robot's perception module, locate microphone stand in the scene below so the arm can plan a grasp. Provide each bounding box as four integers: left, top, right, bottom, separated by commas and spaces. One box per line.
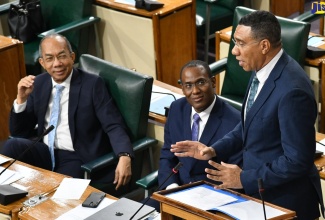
258, 178, 267, 220
0, 125, 54, 176
129, 162, 183, 220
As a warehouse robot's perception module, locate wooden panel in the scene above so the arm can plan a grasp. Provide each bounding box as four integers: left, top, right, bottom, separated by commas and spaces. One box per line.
157, 6, 196, 87
0, 36, 26, 141
270, 0, 304, 17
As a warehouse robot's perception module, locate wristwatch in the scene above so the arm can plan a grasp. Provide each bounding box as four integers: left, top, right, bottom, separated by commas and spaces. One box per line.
117, 152, 131, 158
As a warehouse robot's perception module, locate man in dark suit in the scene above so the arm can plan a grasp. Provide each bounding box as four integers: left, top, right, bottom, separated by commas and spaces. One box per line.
144, 60, 241, 211
159, 60, 241, 190
1, 34, 133, 194
171, 11, 324, 219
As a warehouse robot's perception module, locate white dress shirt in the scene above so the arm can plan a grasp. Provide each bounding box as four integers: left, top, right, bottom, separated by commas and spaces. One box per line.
14, 71, 74, 151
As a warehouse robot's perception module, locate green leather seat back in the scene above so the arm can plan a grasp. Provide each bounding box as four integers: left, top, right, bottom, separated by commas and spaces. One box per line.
221, 6, 310, 104
78, 54, 153, 142
24, 0, 93, 75
196, 0, 241, 37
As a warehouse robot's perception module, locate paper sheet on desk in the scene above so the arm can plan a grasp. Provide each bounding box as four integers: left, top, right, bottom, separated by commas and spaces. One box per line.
216, 200, 285, 220
166, 184, 286, 220
0, 155, 12, 165
316, 138, 325, 153
114, 0, 134, 5
56, 197, 115, 220
308, 35, 325, 47
0, 167, 23, 185
150, 85, 184, 115
52, 178, 90, 199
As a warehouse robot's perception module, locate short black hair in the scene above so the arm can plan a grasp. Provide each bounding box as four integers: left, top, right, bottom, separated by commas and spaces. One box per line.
179, 60, 212, 83
239, 10, 282, 48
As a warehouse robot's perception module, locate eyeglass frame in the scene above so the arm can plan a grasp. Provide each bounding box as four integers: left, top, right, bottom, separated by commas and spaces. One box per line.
232, 38, 261, 48
180, 77, 214, 91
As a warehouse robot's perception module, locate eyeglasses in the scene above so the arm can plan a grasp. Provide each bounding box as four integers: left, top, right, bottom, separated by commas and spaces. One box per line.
232, 38, 260, 48
41, 53, 71, 64
181, 78, 211, 91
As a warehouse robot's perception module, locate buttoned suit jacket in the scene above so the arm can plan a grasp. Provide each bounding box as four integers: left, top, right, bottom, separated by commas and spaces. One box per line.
9, 68, 133, 165
158, 96, 241, 189
212, 52, 324, 219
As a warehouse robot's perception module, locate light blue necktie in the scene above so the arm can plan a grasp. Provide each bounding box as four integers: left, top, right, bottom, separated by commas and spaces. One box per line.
246, 75, 259, 112
48, 84, 64, 171
191, 113, 200, 141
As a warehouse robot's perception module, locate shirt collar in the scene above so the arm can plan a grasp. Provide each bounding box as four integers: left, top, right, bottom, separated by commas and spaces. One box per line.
51, 69, 73, 88
256, 48, 283, 85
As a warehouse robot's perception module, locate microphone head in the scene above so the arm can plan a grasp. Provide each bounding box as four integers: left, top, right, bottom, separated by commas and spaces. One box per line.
173, 162, 183, 173
258, 178, 264, 192
43, 125, 55, 136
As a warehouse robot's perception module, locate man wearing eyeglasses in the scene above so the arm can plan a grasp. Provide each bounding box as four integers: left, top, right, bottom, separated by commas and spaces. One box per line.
143, 60, 241, 211
171, 10, 324, 219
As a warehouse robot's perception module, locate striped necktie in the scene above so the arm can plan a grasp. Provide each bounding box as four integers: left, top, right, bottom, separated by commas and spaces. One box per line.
246, 75, 259, 113
192, 113, 201, 141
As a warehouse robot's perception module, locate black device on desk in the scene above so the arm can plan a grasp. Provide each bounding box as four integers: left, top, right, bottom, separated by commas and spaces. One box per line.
135, 0, 164, 11
82, 192, 105, 208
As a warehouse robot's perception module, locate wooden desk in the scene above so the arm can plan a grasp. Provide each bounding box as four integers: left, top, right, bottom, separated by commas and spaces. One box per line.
152, 181, 296, 220
93, 0, 196, 88
18, 185, 117, 220
0, 36, 26, 141
0, 159, 67, 220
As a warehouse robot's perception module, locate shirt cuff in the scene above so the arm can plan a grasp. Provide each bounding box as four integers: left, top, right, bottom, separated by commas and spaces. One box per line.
13, 99, 27, 113
166, 183, 179, 190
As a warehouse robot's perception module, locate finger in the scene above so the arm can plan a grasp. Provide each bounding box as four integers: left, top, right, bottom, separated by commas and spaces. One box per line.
208, 160, 223, 170
115, 177, 123, 190
205, 168, 220, 175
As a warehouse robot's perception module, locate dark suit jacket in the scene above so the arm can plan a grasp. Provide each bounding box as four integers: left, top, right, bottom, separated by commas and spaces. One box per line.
9, 68, 133, 164
158, 96, 241, 189
212, 52, 324, 219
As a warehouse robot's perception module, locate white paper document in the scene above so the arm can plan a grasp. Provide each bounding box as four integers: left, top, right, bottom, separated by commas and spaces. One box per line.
0, 155, 12, 165
166, 184, 286, 220
316, 138, 325, 153
52, 178, 91, 199
56, 197, 115, 220
166, 185, 237, 210
216, 200, 285, 220
150, 85, 184, 115
0, 167, 23, 185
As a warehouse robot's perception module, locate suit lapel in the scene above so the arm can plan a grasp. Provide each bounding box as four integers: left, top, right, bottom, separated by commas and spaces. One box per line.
244, 52, 288, 132
38, 75, 52, 133
200, 98, 222, 145
68, 69, 82, 142
183, 103, 192, 141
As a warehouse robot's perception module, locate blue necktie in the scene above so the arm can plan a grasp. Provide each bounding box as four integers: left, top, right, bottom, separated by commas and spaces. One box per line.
48, 84, 64, 171
192, 113, 200, 141
246, 75, 259, 112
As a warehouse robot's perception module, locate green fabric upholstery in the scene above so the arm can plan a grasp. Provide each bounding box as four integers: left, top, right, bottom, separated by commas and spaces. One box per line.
78, 54, 158, 197
211, 6, 311, 109
0, 0, 101, 75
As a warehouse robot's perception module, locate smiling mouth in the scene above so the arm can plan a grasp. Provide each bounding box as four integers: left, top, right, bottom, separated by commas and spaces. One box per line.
192, 96, 203, 102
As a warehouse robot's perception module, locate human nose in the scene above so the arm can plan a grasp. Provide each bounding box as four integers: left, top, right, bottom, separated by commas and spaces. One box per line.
191, 84, 201, 93
232, 45, 239, 56
52, 56, 62, 66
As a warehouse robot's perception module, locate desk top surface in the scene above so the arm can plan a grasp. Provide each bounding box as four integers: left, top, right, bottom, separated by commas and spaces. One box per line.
0, 36, 22, 51
95, 0, 193, 17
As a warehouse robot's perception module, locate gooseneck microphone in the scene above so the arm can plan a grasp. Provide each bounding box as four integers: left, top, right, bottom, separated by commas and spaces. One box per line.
258, 178, 267, 220
0, 125, 54, 176
129, 162, 183, 220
